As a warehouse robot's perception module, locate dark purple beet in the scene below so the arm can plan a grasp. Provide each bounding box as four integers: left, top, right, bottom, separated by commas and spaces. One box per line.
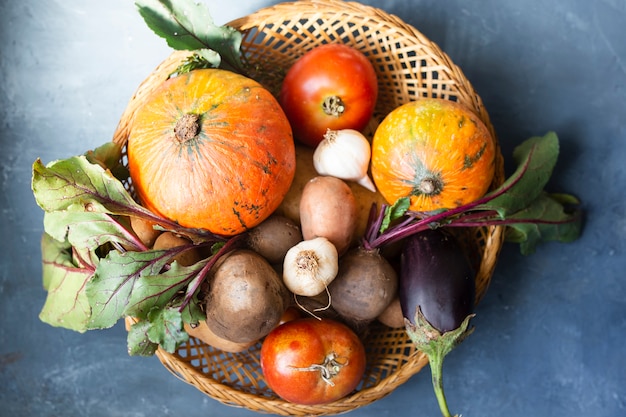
399, 228, 475, 333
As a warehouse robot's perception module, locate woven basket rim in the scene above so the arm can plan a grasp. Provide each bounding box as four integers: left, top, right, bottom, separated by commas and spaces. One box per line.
116, 1, 505, 415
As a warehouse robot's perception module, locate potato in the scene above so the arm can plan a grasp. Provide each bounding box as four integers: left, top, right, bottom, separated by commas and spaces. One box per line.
247, 215, 303, 264
279, 306, 303, 325
204, 249, 290, 343
276, 144, 318, 222
276, 144, 387, 245
376, 296, 405, 328
299, 176, 358, 255
152, 231, 201, 266
129, 216, 161, 248
184, 321, 256, 353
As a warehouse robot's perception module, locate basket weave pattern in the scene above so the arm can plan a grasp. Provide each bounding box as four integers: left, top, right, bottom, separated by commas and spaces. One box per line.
116, 1, 505, 415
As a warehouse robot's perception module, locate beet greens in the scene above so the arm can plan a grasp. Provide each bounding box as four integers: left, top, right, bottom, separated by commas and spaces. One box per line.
33, 141, 242, 355
362, 132, 582, 253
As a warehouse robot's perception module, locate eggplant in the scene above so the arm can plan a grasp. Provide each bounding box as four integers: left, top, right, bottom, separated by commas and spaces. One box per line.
399, 228, 477, 417
399, 228, 475, 333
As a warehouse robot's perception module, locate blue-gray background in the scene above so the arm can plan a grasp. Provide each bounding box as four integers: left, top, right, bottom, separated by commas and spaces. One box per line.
1, 1, 624, 416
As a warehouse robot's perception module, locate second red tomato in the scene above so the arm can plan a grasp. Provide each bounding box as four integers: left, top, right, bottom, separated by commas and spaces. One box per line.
279, 43, 378, 147
260, 318, 367, 405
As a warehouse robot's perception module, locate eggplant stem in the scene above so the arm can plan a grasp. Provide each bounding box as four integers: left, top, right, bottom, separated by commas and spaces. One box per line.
405, 310, 473, 417
428, 350, 455, 417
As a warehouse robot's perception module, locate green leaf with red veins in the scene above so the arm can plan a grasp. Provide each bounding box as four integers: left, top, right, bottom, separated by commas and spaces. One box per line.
504, 192, 583, 255
32, 156, 218, 243
179, 292, 205, 325
84, 141, 129, 182
127, 319, 159, 356
44, 211, 144, 253
86, 250, 172, 329
127, 295, 205, 356
477, 132, 559, 216
135, 0, 244, 73
32, 156, 142, 215
86, 249, 209, 329
125, 257, 210, 319
146, 306, 189, 353
39, 233, 94, 332
380, 197, 411, 233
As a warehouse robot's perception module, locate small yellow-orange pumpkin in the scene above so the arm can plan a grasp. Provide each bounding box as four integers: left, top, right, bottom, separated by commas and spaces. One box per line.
127, 68, 295, 236
371, 98, 495, 211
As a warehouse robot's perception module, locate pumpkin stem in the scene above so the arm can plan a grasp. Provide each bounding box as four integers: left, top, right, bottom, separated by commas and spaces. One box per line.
322, 95, 346, 117
174, 113, 200, 143
417, 176, 444, 196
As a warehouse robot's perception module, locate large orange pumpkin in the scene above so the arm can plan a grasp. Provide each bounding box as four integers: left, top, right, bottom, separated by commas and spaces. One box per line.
371, 98, 496, 211
127, 69, 295, 236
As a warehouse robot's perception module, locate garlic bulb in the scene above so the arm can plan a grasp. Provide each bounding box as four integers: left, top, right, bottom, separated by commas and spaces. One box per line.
313, 129, 376, 192
282, 237, 339, 297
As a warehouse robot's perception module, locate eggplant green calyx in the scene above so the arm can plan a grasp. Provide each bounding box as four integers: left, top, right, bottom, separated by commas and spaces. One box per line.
404, 308, 475, 417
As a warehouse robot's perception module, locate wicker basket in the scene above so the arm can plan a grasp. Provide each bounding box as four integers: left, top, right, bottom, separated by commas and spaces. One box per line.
116, 0, 505, 415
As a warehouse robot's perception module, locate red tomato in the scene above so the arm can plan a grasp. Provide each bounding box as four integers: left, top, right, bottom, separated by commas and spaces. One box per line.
260, 318, 367, 405
279, 43, 378, 147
